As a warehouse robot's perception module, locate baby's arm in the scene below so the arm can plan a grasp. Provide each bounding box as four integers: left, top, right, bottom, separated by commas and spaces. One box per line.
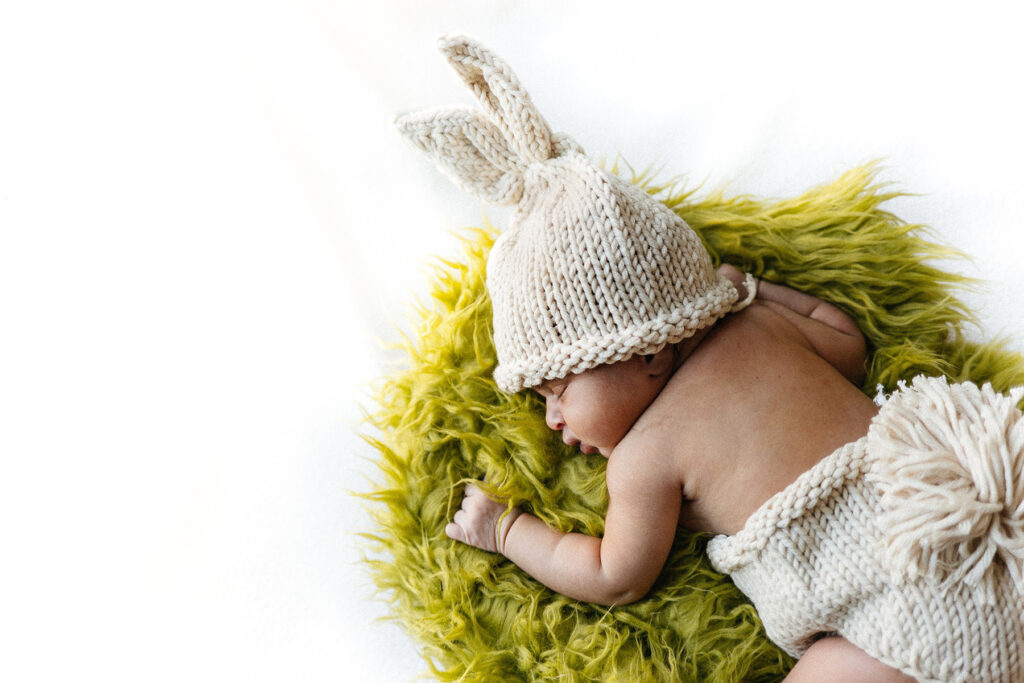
446, 438, 680, 605
719, 264, 868, 384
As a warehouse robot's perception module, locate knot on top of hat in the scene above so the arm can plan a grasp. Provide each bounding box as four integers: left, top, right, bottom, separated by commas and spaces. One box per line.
869, 376, 1024, 601
394, 34, 582, 207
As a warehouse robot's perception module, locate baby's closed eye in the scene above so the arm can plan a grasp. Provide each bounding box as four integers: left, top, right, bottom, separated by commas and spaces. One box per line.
536, 380, 566, 398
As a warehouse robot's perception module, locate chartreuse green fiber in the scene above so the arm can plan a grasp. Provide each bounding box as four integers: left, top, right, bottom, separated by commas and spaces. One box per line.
360, 162, 1024, 681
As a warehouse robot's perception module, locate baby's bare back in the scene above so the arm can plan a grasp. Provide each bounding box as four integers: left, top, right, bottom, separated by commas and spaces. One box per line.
646, 302, 879, 535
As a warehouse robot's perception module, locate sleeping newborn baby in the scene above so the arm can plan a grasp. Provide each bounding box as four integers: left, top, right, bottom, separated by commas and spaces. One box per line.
396, 34, 1024, 683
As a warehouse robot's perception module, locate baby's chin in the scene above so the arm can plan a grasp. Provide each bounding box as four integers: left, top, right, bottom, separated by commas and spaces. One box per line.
580, 443, 610, 458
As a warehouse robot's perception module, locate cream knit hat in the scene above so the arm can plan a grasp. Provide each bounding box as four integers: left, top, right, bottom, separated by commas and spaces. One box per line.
395, 35, 752, 392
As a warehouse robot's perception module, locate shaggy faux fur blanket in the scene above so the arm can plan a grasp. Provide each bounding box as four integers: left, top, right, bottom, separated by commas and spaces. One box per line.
362, 162, 1024, 681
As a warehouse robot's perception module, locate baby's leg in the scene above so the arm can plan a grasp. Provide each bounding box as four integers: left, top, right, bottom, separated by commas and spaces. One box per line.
784, 637, 916, 683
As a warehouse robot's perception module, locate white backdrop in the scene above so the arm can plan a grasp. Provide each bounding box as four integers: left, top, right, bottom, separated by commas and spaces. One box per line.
3, 1, 1022, 681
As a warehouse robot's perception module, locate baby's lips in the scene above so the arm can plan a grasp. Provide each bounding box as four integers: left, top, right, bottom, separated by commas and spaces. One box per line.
560, 430, 598, 454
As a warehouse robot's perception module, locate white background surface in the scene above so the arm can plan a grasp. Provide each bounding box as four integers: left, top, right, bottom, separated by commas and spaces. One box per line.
2, 1, 1022, 681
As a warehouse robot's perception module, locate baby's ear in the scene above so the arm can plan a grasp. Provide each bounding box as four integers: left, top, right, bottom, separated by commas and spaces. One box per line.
644, 346, 676, 377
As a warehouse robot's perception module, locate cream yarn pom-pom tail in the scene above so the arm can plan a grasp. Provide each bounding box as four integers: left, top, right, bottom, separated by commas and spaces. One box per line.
869, 376, 1024, 599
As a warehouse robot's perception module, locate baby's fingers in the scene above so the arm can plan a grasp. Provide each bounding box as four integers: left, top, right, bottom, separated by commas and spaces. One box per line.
447, 509, 477, 546
445, 522, 466, 543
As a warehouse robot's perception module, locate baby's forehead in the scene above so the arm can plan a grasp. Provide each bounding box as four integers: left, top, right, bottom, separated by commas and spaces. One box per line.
536, 357, 640, 391
536, 364, 605, 389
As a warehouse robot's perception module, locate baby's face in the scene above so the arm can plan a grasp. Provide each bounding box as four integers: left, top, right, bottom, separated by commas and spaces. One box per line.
534, 349, 674, 458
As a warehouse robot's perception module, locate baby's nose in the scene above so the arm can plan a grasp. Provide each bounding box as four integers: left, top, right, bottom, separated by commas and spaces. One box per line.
545, 398, 564, 431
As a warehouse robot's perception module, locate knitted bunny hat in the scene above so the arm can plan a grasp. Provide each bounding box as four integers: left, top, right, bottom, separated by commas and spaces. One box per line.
395, 35, 750, 393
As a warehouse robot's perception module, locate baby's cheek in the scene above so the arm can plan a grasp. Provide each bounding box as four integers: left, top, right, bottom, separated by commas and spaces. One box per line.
601, 407, 644, 445
581, 412, 627, 448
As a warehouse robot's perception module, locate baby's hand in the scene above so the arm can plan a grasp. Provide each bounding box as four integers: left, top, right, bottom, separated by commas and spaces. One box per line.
445, 482, 522, 555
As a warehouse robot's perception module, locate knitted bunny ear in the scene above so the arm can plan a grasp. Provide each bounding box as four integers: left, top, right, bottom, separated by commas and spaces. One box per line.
395, 105, 527, 205
394, 35, 582, 206
437, 34, 554, 164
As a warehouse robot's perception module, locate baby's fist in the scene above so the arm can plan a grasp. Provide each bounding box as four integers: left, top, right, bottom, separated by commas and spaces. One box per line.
445, 482, 522, 555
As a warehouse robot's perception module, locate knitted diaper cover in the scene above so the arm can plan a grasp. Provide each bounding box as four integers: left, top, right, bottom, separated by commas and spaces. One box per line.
707, 376, 1024, 683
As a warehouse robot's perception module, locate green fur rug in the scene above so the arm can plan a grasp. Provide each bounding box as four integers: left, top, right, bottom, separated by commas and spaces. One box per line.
362, 162, 1024, 681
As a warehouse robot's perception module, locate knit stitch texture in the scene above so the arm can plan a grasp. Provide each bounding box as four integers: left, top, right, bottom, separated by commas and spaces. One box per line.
707, 377, 1024, 682
362, 162, 1024, 682
395, 35, 741, 392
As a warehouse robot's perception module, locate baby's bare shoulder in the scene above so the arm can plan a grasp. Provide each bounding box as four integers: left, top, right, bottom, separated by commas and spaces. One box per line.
687, 300, 866, 381
676, 303, 811, 376
606, 400, 691, 495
